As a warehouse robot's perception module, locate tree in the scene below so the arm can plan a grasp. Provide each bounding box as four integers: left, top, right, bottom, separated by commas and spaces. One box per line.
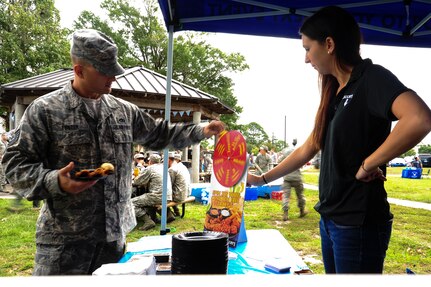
419, 144, 431, 154
238, 122, 269, 153
400, 149, 416, 158
73, 0, 248, 129
0, 0, 71, 127
272, 139, 287, 152
0, 0, 70, 84
172, 33, 247, 127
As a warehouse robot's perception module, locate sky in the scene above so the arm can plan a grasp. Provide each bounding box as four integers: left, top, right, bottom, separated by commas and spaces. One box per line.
54, 0, 431, 146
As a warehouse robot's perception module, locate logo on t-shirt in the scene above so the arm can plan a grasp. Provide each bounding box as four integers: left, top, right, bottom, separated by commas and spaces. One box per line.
342, 94, 353, 106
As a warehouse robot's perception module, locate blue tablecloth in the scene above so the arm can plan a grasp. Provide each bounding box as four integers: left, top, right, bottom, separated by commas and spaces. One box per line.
120, 229, 310, 275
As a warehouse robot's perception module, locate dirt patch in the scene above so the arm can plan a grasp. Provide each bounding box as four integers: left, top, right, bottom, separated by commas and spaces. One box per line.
297, 252, 323, 265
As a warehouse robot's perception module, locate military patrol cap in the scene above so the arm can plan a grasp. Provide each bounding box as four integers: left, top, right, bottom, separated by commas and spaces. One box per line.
174, 153, 182, 160
71, 29, 125, 76
168, 152, 176, 159
149, 154, 161, 163
134, 153, 145, 159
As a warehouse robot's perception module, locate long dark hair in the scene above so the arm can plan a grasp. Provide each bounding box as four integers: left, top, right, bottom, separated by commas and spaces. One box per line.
300, 6, 363, 150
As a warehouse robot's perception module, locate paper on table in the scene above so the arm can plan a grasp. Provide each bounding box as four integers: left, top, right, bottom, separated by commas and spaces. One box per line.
92, 255, 156, 275
127, 235, 172, 253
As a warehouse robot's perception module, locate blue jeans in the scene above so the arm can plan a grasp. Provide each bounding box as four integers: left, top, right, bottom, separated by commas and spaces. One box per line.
319, 217, 392, 274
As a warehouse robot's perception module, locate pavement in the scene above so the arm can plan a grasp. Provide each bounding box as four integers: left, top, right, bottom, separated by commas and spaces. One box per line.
0, 184, 15, 199
304, 183, 431, 211
1, 183, 430, 211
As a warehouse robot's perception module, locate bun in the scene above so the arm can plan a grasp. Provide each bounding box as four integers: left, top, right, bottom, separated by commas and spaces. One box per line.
73, 163, 115, 179
101, 163, 115, 174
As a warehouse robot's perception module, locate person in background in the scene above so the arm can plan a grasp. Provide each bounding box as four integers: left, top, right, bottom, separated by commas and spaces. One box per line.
269, 147, 278, 169
167, 152, 190, 216
132, 153, 147, 197
2, 29, 224, 275
200, 152, 213, 173
0, 133, 8, 192
133, 153, 146, 176
254, 146, 271, 176
247, 6, 431, 274
173, 152, 191, 195
411, 156, 422, 170
132, 154, 175, 230
278, 140, 308, 221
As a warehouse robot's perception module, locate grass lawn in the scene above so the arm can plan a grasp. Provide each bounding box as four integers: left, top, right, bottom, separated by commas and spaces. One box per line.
1, 166, 430, 276
303, 166, 431, 203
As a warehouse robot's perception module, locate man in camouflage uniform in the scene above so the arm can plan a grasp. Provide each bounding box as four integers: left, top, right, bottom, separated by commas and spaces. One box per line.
132, 154, 174, 230
0, 133, 7, 192
167, 152, 190, 216
277, 140, 308, 221
254, 146, 271, 175
2, 29, 224, 275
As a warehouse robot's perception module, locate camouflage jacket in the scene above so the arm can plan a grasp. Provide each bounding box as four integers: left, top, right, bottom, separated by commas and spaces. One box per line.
278, 148, 302, 181
0, 140, 5, 160
133, 163, 172, 200
169, 161, 190, 202
2, 81, 207, 244
255, 153, 271, 174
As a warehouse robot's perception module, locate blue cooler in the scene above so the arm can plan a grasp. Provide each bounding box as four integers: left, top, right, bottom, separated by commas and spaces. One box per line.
190, 183, 211, 203
245, 186, 258, 201
401, 167, 422, 179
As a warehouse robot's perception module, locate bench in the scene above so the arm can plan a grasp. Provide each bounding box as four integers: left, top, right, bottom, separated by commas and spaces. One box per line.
155, 196, 196, 218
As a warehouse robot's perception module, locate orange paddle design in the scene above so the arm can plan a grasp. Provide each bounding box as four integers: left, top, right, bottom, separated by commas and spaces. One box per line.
213, 130, 247, 187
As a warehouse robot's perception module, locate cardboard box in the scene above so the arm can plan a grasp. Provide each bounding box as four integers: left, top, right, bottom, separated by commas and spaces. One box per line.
271, 191, 283, 200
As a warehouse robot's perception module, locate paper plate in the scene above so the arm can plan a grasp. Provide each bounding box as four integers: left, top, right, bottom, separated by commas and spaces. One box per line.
70, 169, 108, 181
213, 130, 247, 187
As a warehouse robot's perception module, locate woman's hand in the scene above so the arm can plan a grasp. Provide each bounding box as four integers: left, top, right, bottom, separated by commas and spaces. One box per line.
355, 163, 386, 182
247, 172, 265, 186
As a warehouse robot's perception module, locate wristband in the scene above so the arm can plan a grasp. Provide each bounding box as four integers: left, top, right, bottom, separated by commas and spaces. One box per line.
262, 174, 268, 184
361, 161, 371, 173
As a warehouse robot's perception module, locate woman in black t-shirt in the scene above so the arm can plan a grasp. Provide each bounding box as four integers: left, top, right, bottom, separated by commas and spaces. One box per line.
247, 6, 431, 274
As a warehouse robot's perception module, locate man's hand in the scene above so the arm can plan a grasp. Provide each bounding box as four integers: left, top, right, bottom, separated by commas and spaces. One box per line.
58, 162, 98, 194
203, 120, 225, 138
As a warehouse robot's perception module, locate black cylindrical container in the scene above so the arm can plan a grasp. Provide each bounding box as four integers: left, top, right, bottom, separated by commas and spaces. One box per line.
171, 231, 229, 274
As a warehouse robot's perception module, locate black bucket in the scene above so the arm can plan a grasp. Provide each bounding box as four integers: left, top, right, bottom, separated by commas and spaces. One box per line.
171, 231, 229, 274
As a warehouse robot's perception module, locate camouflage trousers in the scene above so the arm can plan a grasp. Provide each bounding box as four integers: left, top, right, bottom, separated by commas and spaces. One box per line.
172, 189, 187, 203
33, 240, 125, 275
281, 179, 306, 212
0, 164, 6, 190
131, 193, 162, 218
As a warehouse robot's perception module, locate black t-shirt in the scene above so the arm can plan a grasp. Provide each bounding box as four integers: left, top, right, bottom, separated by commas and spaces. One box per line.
315, 59, 411, 226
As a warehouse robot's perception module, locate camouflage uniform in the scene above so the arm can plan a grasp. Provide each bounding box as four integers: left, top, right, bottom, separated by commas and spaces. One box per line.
169, 161, 190, 202
176, 161, 191, 196
0, 138, 6, 191
278, 148, 306, 213
2, 81, 208, 274
254, 153, 271, 175
132, 162, 172, 218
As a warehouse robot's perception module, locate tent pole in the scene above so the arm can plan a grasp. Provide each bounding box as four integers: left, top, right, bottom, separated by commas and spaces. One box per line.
160, 24, 174, 235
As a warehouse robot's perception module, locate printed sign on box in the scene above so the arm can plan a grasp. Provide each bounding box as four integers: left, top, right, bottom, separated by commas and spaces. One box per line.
203, 130, 248, 248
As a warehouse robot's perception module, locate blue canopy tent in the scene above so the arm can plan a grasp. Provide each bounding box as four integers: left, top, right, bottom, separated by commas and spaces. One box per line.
158, 0, 431, 48
155, 0, 431, 234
